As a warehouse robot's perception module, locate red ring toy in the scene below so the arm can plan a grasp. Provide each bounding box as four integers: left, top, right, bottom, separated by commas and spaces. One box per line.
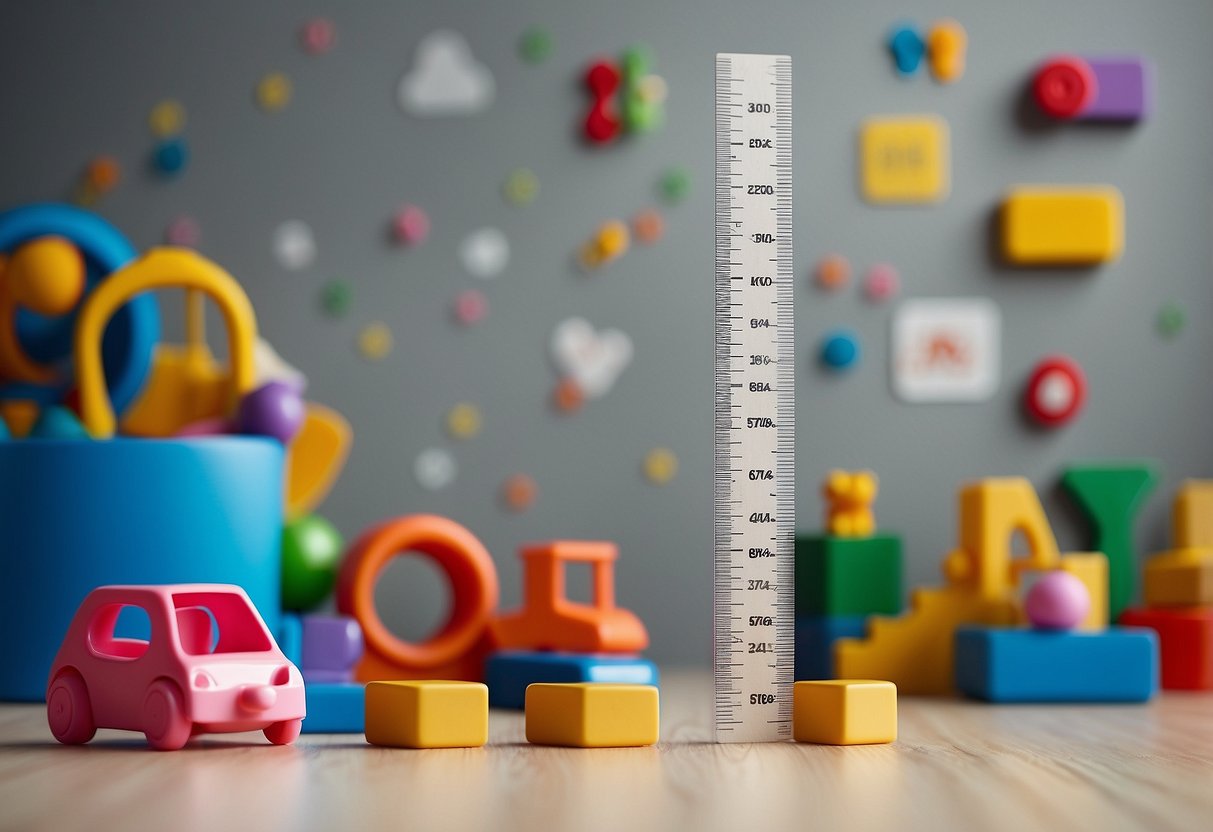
335, 514, 498, 670
1032, 56, 1096, 119
1024, 355, 1087, 427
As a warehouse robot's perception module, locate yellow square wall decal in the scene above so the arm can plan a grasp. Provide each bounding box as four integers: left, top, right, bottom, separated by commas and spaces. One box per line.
365, 680, 488, 749
525, 683, 659, 747
860, 116, 950, 204
793, 679, 897, 745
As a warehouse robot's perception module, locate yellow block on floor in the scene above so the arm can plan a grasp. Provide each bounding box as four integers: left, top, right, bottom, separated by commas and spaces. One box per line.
1173, 480, 1213, 548
793, 680, 897, 745
365, 680, 488, 748
1060, 553, 1109, 630
525, 683, 658, 748
859, 115, 950, 204
1144, 548, 1213, 607
1001, 186, 1123, 265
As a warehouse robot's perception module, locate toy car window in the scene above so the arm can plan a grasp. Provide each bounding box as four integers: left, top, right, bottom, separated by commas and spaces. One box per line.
171, 592, 272, 654
88, 603, 152, 660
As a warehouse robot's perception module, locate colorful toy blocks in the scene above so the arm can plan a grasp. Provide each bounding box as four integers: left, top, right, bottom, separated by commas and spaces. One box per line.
792, 680, 896, 745
1032, 55, 1153, 121
1000, 187, 1124, 265
1173, 480, 1213, 548
1144, 548, 1213, 608
795, 535, 902, 617
301, 683, 365, 733
491, 541, 648, 654
1061, 462, 1159, 621
838, 478, 1061, 694
1119, 607, 1213, 690
485, 651, 658, 710
794, 616, 866, 680
365, 681, 488, 748
955, 627, 1157, 702
301, 614, 364, 684
859, 115, 950, 204
525, 683, 658, 747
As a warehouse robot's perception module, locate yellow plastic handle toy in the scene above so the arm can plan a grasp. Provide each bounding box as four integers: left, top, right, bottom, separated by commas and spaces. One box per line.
74, 248, 257, 438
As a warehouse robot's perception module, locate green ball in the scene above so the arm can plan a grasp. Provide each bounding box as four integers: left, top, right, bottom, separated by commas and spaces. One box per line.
281, 514, 344, 612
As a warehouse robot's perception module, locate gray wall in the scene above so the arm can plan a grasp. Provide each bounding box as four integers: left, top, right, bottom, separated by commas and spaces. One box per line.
2, 1, 1210, 665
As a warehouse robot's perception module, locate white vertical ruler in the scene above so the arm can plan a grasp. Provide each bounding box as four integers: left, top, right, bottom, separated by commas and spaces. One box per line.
713, 53, 794, 743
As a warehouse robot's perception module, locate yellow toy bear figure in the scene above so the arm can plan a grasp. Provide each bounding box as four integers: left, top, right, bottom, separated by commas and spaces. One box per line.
824, 470, 878, 538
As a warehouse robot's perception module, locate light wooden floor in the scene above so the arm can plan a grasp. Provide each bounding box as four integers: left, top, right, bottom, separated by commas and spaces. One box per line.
1, 671, 1210, 832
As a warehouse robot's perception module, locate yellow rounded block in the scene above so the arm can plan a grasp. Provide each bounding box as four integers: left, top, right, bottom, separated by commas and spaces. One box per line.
793, 680, 897, 745
1001, 186, 1124, 265
365, 680, 488, 749
1144, 548, 1213, 608
859, 115, 950, 204
525, 683, 658, 748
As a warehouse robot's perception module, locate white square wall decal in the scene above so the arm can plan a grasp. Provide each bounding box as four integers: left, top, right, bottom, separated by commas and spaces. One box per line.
891, 298, 1001, 402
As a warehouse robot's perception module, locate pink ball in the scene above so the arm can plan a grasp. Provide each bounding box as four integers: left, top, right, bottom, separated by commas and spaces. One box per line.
392, 204, 429, 246
452, 289, 489, 325
1025, 571, 1090, 630
863, 263, 900, 302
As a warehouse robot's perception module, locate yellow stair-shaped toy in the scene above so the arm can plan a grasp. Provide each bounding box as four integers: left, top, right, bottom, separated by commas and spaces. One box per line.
835, 477, 1065, 694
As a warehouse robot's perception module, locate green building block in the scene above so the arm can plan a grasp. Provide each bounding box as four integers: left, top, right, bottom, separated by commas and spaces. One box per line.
795, 534, 902, 617
1061, 462, 1159, 622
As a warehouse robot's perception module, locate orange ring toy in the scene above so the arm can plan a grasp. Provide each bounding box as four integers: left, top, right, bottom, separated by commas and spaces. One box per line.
336, 515, 498, 675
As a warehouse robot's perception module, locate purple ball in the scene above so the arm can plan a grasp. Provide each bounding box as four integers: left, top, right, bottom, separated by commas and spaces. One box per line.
1025, 571, 1091, 630
238, 381, 305, 444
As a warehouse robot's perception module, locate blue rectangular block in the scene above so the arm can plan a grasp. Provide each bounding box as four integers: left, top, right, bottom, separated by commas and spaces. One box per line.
301, 682, 365, 733
795, 615, 867, 680
485, 651, 659, 710
278, 613, 303, 668
955, 627, 1158, 703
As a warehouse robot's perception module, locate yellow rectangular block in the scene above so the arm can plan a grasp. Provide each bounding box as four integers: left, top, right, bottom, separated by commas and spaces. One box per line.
525, 683, 658, 747
1060, 553, 1109, 631
365, 680, 488, 748
1144, 548, 1213, 607
1001, 186, 1124, 264
793, 680, 897, 745
859, 115, 950, 203
1173, 480, 1213, 548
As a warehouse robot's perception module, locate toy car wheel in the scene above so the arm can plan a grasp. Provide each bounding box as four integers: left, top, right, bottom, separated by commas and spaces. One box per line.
143, 680, 192, 751
47, 671, 96, 745
263, 718, 303, 746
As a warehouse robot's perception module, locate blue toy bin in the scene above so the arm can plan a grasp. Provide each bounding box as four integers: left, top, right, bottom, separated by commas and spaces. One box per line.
0, 436, 283, 701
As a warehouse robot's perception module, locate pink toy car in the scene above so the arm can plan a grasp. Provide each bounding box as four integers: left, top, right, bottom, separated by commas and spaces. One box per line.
46, 584, 305, 750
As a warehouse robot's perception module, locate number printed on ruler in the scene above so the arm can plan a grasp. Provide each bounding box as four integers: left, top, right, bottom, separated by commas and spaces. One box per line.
713, 53, 794, 743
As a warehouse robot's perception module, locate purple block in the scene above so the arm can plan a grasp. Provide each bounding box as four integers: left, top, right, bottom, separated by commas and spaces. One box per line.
1084, 57, 1152, 121
301, 614, 364, 673
303, 668, 354, 684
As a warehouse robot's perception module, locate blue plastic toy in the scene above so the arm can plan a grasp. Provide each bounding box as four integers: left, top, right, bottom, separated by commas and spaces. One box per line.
27, 405, 88, 439
152, 137, 190, 176
279, 613, 304, 667
0, 203, 159, 412
302, 683, 365, 733
0, 436, 283, 701
954, 627, 1159, 703
795, 615, 867, 680
820, 329, 860, 371
888, 24, 926, 76
485, 651, 659, 710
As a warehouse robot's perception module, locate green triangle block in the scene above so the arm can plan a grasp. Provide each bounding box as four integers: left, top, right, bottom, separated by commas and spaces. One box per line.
1061, 462, 1160, 621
